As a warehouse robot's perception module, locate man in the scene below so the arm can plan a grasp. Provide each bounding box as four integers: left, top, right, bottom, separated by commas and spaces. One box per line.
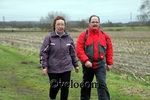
76, 15, 113, 100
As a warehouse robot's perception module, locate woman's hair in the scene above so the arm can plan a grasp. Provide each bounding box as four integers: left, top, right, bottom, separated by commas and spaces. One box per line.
52, 16, 66, 30
89, 15, 100, 22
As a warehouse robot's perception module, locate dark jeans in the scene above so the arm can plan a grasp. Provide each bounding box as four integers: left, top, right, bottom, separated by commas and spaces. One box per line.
48, 71, 71, 100
81, 65, 110, 100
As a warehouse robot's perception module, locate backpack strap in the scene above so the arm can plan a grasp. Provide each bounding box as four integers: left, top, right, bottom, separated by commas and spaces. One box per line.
101, 30, 108, 45
82, 30, 88, 50
84, 30, 88, 43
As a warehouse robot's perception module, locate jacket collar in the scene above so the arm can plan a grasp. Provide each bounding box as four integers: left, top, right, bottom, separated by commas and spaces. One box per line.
50, 30, 68, 37
88, 26, 101, 36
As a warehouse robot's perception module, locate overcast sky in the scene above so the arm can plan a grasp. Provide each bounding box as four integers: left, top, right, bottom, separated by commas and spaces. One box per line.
0, 0, 141, 23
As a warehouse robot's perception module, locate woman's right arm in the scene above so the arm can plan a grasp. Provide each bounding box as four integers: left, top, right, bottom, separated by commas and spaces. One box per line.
39, 35, 51, 70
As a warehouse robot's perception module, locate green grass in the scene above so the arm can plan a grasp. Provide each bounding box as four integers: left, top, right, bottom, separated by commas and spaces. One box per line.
0, 44, 149, 100
0, 45, 49, 100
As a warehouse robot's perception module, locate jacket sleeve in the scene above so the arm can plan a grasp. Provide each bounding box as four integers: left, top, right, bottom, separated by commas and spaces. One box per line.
69, 37, 79, 68
39, 35, 50, 69
105, 33, 114, 65
76, 31, 89, 63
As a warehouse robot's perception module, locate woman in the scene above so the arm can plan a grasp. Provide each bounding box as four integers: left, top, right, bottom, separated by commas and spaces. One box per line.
40, 16, 79, 100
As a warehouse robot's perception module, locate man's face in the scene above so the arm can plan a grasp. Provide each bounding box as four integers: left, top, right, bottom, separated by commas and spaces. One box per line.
89, 17, 100, 29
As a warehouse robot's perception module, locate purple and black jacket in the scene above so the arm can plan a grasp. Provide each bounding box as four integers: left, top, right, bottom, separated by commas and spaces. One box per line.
40, 31, 78, 73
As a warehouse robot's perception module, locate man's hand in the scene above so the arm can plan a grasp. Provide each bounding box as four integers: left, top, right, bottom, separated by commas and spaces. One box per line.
42, 68, 47, 75
75, 67, 79, 73
106, 65, 113, 71
85, 61, 92, 68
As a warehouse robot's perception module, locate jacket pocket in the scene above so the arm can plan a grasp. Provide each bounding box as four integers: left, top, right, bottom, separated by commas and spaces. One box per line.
98, 42, 106, 60
85, 42, 94, 60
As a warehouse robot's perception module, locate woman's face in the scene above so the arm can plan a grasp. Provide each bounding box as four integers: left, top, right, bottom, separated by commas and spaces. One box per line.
55, 19, 65, 34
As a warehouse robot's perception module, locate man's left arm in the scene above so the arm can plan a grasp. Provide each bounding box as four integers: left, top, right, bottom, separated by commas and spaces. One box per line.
105, 33, 114, 70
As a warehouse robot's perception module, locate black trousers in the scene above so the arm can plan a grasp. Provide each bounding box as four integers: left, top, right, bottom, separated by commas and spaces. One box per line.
81, 65, 110, 100
48, 71, 71, 100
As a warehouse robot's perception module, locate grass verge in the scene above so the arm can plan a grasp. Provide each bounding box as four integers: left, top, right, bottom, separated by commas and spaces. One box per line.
0, 44, 149, 100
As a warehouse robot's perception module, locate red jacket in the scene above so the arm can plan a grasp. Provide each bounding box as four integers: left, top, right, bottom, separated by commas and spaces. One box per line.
76, 26, 113, 68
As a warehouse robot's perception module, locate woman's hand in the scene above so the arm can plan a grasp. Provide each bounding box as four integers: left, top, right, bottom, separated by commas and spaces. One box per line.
42, 68, 47, 75
75, 67, 79, 73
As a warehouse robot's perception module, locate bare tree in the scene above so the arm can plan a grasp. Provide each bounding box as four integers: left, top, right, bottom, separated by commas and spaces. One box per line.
79, 19, 88, 28
137, 0, 150, 25
39, 11, 69, 31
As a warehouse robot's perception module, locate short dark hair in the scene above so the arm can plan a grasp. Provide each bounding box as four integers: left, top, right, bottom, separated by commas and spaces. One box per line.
89, 15, 100, 22
52, 16, 66, 30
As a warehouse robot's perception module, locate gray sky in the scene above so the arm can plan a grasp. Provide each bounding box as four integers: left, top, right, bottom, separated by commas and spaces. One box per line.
0, 0, 141, 23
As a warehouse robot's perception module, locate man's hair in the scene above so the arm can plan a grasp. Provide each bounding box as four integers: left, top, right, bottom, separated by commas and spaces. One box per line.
52, 16, 66, 30
89, 15, 100, 22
